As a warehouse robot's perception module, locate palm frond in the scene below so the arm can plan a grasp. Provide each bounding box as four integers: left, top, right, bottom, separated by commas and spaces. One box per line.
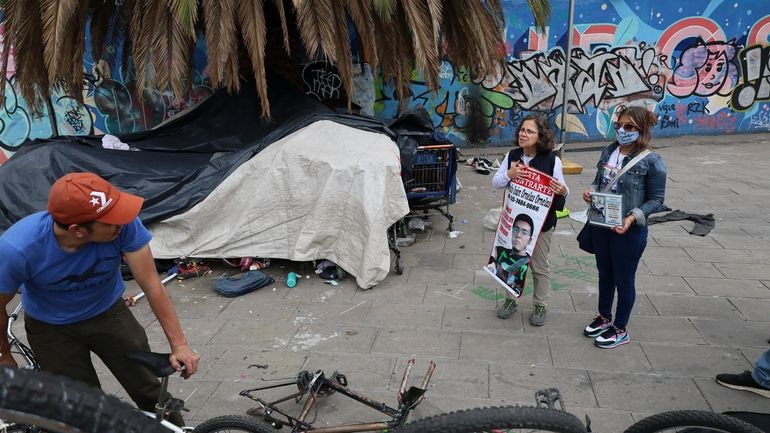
443, 0, 506, 78
400, 0, 440, 90
88, 0, 117, 63
202, 0, 239, 87
292, 0, 337, 61
272, 0, 291, 55
372, 0, 396, 21
40, 0, 79, 84
373, 3, 412, 111
347, 0, 378, 69
331, 0, 352, 109
152, 2, 196, 100
66, 9, 87, 102
238, 0, 270, 118
169, 0, 198, 37
2, 0, 50, 114
130, 0, 154, 96
526, 0, 551, 34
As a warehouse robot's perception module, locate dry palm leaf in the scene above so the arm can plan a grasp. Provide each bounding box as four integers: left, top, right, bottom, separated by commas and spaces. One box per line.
202, 0, 240, 89
331, 0, 352, 109
292, 0, 337, 62
1, 0, 51, 114
347, 0, 378, 69
130, 0, 155, 97
160, 2, 196, 100
238, 0, 270, 118
400, 0, 440, 90
272, 0, 291, 55
526, 0, 551, 34
40, 0, 79, 85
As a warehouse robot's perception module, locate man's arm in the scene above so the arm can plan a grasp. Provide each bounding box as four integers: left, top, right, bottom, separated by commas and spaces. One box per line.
123, 245, 199, 379
0, 292, 18, 366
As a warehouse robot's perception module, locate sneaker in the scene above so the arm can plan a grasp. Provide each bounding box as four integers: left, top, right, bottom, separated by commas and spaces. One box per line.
496, 298, 518, 319
594, 325, 629, 349
176, 260, 211, 280
529, 304, 547, 326
584, 315, 611, 337
716, 371, 770, 398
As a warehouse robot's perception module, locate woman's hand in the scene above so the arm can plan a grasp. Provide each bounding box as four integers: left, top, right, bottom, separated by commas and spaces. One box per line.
582, 189, 591, 204
506, 162, 528, 181
612, 215, 636, 235
550, 179, 567, 196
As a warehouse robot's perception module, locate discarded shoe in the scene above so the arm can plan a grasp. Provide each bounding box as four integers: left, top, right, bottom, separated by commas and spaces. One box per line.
177, 260, 211, 280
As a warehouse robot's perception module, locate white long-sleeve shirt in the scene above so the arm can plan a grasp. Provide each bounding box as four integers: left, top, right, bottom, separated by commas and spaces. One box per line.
492, 151, 570, 197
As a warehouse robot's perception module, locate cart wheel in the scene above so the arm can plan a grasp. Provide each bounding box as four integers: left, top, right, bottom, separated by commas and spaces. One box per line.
395, 256, 404, 275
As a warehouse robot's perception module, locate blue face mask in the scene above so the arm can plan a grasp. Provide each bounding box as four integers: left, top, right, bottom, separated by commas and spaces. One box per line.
616, 128, 640, 145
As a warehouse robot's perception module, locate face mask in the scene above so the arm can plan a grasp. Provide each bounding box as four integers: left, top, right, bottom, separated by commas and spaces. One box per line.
616, 128, 640, 145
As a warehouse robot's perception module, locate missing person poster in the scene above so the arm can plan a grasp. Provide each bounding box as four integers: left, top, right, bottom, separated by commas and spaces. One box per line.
588, 192, 623, 227
484, 166, 555, 298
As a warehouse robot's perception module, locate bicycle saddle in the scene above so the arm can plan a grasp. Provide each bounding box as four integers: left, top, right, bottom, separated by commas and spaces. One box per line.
125, 351, 177, 378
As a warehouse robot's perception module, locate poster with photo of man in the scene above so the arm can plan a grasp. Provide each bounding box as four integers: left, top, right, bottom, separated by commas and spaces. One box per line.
484, 166, 555, 298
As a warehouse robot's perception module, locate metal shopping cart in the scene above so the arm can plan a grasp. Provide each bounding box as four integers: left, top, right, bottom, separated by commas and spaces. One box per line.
388, 144, 457, 275
403, 144, 457, 229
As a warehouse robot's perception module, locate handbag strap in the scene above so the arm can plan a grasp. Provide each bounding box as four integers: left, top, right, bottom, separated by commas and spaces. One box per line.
601, 149, 651, 193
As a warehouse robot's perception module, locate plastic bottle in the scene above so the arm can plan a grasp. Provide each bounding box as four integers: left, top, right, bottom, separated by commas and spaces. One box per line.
286, 272, 297, 288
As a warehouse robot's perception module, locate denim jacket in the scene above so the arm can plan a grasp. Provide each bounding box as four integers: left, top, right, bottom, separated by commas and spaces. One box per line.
591, 142, 666, 227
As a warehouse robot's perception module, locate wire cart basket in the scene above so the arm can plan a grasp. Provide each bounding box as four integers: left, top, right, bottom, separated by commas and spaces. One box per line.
388, 144, 457, 275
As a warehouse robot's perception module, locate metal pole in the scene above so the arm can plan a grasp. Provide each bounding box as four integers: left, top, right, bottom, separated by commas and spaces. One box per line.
558, 0, 576, 151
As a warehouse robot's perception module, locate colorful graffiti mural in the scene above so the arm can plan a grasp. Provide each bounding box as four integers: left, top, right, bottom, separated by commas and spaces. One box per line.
2, 0, 770, 156
375, 0, 770, 146
0, 27, 212, 163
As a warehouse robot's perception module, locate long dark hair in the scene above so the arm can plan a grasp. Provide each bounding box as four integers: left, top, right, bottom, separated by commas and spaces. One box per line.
617, 106, 657, 151
516, 115, 555, 154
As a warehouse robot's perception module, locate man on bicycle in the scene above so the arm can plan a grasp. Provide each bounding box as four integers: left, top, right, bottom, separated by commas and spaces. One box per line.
0, 172, 199, 426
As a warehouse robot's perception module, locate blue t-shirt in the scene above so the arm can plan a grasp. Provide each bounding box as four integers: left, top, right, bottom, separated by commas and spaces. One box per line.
0, 212, 152, 324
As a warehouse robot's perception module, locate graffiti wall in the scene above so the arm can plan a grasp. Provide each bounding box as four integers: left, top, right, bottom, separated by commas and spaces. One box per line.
2, 0, 770, 159
0, 25, 212, 163
375, 0, 770, 146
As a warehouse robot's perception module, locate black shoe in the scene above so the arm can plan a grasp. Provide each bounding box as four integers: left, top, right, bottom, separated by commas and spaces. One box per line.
716, 371, 770, 398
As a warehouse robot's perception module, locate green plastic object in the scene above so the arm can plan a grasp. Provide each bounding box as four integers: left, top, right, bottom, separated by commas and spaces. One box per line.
556, 208, 570, 219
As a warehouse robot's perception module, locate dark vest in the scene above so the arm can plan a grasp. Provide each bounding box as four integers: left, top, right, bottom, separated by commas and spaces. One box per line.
506, 148, 566, 231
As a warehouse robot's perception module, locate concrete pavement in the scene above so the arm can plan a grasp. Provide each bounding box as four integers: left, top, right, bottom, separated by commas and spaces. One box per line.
12, 132, 770, 432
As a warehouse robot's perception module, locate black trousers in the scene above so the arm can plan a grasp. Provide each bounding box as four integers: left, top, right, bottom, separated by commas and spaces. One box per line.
25, 299, 183, 425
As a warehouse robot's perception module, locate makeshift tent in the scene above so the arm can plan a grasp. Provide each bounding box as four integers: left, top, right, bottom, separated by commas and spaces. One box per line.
0, 75, 417, 288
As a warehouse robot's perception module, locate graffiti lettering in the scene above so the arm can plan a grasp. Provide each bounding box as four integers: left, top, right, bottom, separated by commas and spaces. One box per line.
687, 101, 710, 115
302, 61, 343, 101
64, 104, 86, 134
731, 45, 770, 111
693, 111, 736, 131
749, 110, 770, 129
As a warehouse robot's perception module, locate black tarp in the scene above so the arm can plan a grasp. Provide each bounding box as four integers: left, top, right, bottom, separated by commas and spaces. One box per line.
0, 74, 432, 233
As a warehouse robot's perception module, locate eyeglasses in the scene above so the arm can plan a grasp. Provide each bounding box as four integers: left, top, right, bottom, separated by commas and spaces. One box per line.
613, 122, 638, 132
519, 128, 539, 136
511, 226, 531, 237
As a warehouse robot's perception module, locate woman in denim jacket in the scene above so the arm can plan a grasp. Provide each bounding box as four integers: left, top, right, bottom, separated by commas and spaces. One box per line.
581, 106, 666, 349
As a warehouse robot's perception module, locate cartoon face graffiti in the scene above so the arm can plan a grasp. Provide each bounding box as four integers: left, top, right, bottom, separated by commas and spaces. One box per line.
669, 40, 739, 97
696, 49, 730, 94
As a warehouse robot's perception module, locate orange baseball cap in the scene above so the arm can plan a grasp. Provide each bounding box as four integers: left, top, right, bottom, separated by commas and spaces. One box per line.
47, 173, 144, 225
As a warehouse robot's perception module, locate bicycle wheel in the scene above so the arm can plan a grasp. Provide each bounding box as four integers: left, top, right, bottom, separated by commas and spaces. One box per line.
191, 415, 279, 433
0, 366, 167, 433
624, 410, 764, 433
390, 406, 587, 433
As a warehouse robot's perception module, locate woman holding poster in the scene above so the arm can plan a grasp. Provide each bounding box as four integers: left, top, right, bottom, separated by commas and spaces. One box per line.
491, 115, 568, 327
581, 106, 666, 349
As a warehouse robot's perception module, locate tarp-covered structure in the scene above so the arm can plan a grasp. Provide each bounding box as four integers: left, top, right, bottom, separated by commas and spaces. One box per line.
0, 76, 431, 288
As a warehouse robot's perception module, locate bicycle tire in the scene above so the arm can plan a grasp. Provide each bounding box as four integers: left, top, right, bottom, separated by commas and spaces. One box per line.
623, 410, 764, 433
0, 366, 167, 433
192, 415, 279, 433
390, 406, 587, 433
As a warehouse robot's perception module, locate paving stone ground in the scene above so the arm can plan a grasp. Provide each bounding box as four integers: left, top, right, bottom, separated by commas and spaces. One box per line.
8, 132, 770, 432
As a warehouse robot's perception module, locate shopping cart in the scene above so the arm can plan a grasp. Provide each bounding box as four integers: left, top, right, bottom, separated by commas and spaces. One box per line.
403, 144, 457, 229
387, 144, 457, 276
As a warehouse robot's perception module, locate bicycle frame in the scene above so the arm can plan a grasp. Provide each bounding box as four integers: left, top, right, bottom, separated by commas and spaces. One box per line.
6, 302, 38, 370
241, 359, 436, 433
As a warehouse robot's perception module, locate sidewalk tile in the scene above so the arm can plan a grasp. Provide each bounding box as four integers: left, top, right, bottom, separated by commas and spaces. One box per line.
589, 372, 709, 411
